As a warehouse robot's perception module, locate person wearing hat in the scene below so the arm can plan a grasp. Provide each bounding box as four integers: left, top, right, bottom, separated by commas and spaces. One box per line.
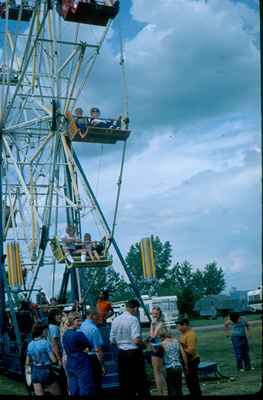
176, 317, 202, 398
74, 107, 87, 136
89, 107, 107, 128
89, 107, 121, 129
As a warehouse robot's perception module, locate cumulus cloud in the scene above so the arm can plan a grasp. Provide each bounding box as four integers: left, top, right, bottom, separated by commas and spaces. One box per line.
75, 118, 260, 290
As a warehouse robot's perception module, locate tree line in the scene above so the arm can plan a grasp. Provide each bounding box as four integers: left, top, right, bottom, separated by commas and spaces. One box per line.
81, 235, 225, 316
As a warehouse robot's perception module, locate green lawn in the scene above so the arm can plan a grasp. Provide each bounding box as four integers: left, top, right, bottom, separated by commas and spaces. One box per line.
0, 373, 27, 395
1, 320, 261, 396
146, 321, 262, 396
190, 313, 261, 327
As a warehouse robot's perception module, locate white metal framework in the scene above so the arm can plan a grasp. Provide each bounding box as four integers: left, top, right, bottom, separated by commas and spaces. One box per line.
0, 1, 146, 312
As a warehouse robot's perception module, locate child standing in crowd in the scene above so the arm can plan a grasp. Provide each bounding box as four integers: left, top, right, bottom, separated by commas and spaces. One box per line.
26, 323, 61, 396
224, 311, 253, 372
158, 327, 188, 398
177, 317, 202, 399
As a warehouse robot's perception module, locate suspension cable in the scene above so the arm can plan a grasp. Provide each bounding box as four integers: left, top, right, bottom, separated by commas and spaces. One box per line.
111, 17, 129, 238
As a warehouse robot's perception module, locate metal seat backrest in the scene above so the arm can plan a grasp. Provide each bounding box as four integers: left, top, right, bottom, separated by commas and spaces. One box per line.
50, 237, 66, 263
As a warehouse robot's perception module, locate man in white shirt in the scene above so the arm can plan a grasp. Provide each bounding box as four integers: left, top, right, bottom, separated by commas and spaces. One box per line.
110, 299, 150, 399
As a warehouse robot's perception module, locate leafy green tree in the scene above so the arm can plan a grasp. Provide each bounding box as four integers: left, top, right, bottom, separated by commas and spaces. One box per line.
203, 262, 225, 295
177, 286, 197, 318
105, 267, 133, 302
153, 236, 172, 280
125, 244, 142, 280
192, 269, 205, 298
169, 261, 193, 290
167, 261, 199, 316
125, 235, 173, 295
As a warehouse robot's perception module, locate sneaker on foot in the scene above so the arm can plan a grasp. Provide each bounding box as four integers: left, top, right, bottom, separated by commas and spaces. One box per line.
66, 254, 74, 263
239, 369, 245, 372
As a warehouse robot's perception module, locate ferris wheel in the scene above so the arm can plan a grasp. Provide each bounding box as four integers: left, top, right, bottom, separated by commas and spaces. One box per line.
0, 0, 149, 328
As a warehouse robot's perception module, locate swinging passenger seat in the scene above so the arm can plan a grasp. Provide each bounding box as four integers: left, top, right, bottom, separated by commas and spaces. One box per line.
0, 4, 33, 21
65, 111, 130, 145
50, 237, 112, 268
57, 1, 119, 27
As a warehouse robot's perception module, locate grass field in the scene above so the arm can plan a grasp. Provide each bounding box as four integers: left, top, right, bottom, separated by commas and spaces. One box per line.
190, 313, 261, 327
146, 320, 262, 396
0, 320, 261, 396
196, 321, 261, 396
0, 373, 27, 395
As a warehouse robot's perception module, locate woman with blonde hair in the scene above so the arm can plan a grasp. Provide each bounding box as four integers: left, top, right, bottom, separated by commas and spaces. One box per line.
149, 305, 168, 395
62, 311, 95, 396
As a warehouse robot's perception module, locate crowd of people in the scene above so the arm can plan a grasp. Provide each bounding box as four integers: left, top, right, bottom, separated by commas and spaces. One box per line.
23, 294, 205, 398
7, 288, 254, 398
25, 290, 114, 396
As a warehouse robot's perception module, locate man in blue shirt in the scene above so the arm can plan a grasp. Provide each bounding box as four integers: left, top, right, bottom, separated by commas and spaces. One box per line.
47, 309, 67, 394
80, 308, 105, 395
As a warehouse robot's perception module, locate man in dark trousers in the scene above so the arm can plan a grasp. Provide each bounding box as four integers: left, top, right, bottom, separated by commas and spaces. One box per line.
177, 317, 202, 398
80, 308, 105, 396
110, 299, 150, 399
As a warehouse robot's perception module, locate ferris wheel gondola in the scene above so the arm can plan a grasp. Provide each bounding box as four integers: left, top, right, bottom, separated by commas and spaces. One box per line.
56, 0, 119, 26
0, 2, 34, 22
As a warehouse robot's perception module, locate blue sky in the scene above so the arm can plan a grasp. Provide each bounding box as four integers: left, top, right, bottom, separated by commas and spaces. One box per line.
74, 0, 260, 292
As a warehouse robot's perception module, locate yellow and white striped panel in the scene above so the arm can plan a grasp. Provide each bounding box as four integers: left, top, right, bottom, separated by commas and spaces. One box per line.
140, 238, 156, 279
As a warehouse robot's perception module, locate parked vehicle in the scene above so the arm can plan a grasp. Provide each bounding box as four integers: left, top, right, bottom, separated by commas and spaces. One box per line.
247, 287, 262, 312
108, 295, 179, 327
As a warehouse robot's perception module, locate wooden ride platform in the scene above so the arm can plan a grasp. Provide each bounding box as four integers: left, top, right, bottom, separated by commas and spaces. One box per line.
67, 258, 112, 269
57, 1, 119, 27
72, 126, 130, 144
0, 72, 19, 85
50, 237, 112, 268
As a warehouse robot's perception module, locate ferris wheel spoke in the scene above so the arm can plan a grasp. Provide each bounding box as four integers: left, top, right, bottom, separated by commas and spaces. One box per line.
2, 135, 44, 226
5, 6, 49, 122
3, 114, 51, 133
61, 133, 81, 203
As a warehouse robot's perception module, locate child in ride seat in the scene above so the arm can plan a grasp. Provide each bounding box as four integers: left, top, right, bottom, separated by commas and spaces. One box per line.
83, 233, 100, 261
89, 107, 122, 129
74, 107, 87, 136
62, 225, 86, 263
